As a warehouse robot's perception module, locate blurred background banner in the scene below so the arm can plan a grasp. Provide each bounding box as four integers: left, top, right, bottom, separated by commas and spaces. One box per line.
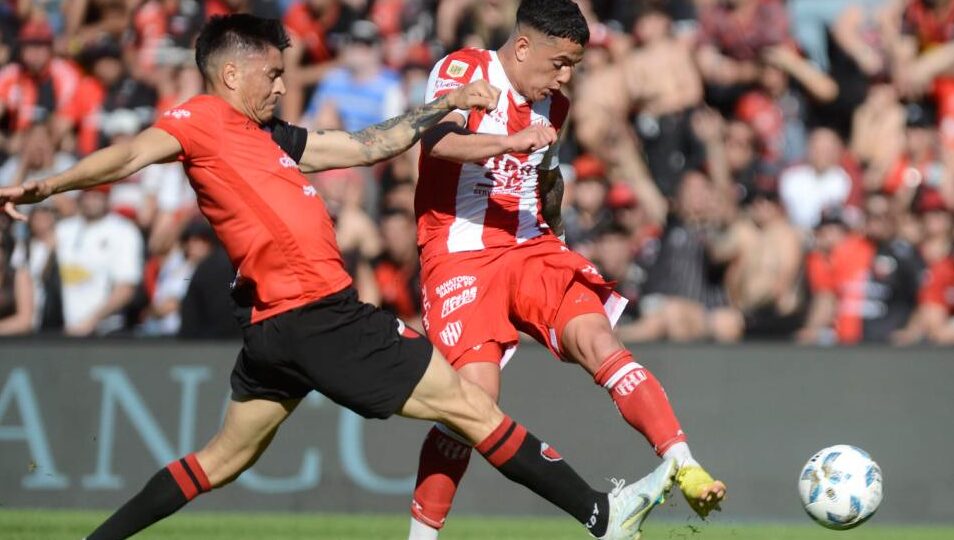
1, 341, 952, 523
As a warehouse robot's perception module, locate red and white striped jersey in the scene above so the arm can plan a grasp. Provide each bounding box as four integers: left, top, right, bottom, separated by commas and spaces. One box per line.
415, 48, 570, 263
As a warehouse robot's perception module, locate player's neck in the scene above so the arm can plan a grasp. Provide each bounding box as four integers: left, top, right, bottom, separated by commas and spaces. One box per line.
495, 43, 529, 101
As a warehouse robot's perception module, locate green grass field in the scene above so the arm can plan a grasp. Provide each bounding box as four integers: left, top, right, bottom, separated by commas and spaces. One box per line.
2, 510, 952, 540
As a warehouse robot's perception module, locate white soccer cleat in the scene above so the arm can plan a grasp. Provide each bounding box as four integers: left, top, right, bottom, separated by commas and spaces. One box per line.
599, 458, 677, 540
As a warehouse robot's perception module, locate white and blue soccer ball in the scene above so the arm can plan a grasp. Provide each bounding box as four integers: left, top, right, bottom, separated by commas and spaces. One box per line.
798, 445, 883, 530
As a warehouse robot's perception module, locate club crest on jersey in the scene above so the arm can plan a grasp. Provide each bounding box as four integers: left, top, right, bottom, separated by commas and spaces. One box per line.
439, 321, 463, 347
164, 108, 191, 119
302, 185, 318, 197
280, 154, 297, 168
540, 442, 563, 462
445, 60, 469, 78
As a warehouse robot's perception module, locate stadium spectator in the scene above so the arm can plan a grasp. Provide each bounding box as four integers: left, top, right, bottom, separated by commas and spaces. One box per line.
69, 38, 158, 156
20, 203, 63, 332
799, 194, 924, 344
177, 239, 241, 340
575, 3, 704, 197
372, 207, 421, 329
894, 251, 954, 344
140, 217, 215, 336
635, 170, 743, 342
0, 121, 77, 201
695, 0, 794, 110
283, 0, 358, 122
63, 0, 129, 51
894, 0, 954, 146
850, 82, 906, 189
0, 18, 81, 145
303, 20, 404, 132
0, 218, 33, 335
593, 224, 650, 339
718, 179, 807, 340
562, 154, 612, 258
55, 185, 143, 336
779, 127, 860, 230
734, 43, 838, 169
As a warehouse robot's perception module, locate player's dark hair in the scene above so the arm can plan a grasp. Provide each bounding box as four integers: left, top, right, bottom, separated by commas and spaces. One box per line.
516, 0, 590, 46
195, 14, 290, 81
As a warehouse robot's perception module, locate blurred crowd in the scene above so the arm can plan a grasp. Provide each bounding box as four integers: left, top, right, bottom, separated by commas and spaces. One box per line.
0, 0, 952, 345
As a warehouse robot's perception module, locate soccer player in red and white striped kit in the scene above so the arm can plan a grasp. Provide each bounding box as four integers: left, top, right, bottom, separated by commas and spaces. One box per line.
406, 1, 727, 538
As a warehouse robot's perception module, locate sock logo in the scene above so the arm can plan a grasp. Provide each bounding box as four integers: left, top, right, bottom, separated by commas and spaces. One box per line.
540, 442, 563, 462
614, 369, 648, 396
586, 502, 599, 530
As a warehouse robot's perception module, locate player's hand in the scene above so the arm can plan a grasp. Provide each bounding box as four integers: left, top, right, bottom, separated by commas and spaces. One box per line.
445, 80, 501, 112
0, 180, 54, 221
506, 125, 558, 154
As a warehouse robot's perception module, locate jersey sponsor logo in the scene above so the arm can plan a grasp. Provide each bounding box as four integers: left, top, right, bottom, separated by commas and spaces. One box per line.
441, 286, 477, 318
614, 369, 648, 396
434, 78, 464, 92
280, 154, 297, 168
445, 60, 470, 78
488, 108, 508, 125
478, 155, 536, 197
531, 116, 552, 128
163, 108, 191, 119
540, 442, 563, 463
435, 275, 477, 298
439, 321, 463, 347
302, 185, 318, 197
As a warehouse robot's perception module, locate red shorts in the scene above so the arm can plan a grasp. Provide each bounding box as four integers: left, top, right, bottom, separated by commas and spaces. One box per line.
420, 235, 627, 366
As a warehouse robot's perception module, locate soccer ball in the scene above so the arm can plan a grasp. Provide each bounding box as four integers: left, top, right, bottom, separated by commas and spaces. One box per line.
798, 445, 883, 530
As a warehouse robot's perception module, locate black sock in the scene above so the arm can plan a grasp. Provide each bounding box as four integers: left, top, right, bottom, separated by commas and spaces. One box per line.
476, 417, 610, 537
87, 455, 210, 540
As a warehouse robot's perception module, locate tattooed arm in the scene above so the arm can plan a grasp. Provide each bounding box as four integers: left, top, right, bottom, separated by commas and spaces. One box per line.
538, 167, 566, 237
296, 80, 500, 173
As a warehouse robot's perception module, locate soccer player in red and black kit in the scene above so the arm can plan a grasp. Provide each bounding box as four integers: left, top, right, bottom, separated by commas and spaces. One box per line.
0, 15, 674, 540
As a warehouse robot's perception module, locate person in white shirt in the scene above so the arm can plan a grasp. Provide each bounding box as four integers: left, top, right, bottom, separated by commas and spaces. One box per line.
779, 127, 854, 230
55, 185, 143, 336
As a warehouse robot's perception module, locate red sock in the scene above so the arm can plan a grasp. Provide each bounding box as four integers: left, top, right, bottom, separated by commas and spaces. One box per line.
410, 426, 473, 529
593, 350, 686, 455
167, 453, 212, 500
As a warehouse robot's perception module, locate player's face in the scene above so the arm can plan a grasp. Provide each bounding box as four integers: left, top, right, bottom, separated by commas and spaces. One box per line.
515, 30, 584, 102
239, 47, 286, 123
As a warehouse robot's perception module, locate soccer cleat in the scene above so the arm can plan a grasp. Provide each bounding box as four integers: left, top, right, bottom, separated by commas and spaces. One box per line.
599, 458, 677, 540
676, 464, 727, 518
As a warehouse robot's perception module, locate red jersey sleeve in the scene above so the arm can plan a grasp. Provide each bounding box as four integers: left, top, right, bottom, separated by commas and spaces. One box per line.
152, 96, 222, 161
919, 259, 954, 308
807, 251, 835, 294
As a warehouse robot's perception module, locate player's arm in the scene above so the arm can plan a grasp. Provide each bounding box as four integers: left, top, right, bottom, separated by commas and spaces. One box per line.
536, 123, 568, 238
293, 80, 499, 173
0, 128, 182, 220
422, 114, 557, 163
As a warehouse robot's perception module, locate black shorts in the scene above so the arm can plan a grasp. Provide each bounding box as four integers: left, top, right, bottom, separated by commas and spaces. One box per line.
229, 287, 433, 419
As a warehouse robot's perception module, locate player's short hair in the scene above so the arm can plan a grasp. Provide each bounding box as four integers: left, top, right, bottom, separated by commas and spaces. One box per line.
516, 0, 590, 46
195, 14, 290, 81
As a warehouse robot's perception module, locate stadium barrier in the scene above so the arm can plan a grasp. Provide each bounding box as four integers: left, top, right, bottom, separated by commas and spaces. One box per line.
1, 341, 951, 523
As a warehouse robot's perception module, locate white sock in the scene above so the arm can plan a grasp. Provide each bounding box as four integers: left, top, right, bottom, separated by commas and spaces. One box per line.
663, 442, 699, 468
408, 517, 440, 540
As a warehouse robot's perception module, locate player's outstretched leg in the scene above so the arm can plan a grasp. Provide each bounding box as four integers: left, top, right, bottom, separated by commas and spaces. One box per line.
559, 305, 727, 518
85, 398, 298, 540
409, 356, 501, 539
400, 348, 675, 539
